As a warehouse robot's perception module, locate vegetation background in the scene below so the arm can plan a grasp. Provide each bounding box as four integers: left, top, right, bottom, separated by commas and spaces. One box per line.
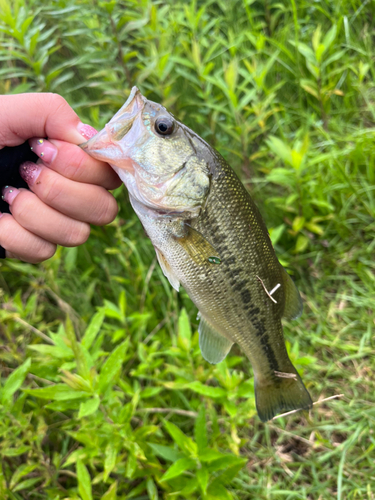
0, 0, 374, 498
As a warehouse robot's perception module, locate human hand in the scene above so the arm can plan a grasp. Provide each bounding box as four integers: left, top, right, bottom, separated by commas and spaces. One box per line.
0, 93, 121, 263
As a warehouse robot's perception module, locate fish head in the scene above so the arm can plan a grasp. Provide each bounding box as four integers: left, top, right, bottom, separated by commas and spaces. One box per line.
81, 87, 210, 216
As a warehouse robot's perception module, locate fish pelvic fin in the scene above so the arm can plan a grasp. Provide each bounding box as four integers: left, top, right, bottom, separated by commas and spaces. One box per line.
155, 247, 180, 291
198, 315, 233, 364
281, 269, 303, 320
254, 369, 312, 422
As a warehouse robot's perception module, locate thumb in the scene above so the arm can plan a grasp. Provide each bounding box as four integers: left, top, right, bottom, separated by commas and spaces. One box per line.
0, 93, 97, 148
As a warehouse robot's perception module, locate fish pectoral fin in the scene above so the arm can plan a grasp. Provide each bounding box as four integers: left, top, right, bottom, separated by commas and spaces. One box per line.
155, 248, 180, 291
174, 224, 220, 266
199, 315, 233, 364
281, 269, 303, 320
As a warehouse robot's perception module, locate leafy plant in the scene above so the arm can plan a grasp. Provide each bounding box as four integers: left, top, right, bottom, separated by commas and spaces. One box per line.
1, 0, 375, 498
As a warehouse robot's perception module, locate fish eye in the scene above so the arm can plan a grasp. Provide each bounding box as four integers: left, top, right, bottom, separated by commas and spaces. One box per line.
155, 116, 174, 136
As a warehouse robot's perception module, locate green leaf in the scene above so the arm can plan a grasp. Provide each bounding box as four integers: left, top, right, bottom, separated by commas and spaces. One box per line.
1, 358, 31, 403
195, 405, 208, 453
207, 455, 246, 473
140, 386, 162, 399
295, 234, 310, 253
292, 216, 305, 233
82, 309, 105, 350
269, 224, 285, 246
305, 222, 324, 235
197, 467, 209, 494
125, 452, 137, 479
187, 381, 226, 398
266, 136, 293, 166
76, 460, 93, 500
178, 308, 191, 351
146, 478, 158, 500
312, 25, 322, 52
78, 396, 100, 418
28, 344, 73, 359
147, 443, 184, 462
300, 79, 319, 99
199, 449, 228, 462
12, 477, 41, 492
164, 421, 198, 456
98, 339, 129, 393
322, 24, 337, 51
2, 446, 31, 457
160, 458, 196, 482
103, 443, 117, 481
24, 384, 89, 401
101, 481, 117, 500
207, 483, 232, 500
65, 315, 89, 378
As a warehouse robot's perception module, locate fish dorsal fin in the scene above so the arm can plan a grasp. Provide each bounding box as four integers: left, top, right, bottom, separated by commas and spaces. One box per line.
198, 315, 233, 364
281, 270, 303, 320
155, 247, 180, 291
174, 225, 220, 266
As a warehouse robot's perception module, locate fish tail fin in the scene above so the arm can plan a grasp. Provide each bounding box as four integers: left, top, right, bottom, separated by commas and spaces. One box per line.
254, 370, 312, 422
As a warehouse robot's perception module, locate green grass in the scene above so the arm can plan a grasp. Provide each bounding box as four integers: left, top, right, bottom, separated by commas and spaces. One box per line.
1, 0, 374, 499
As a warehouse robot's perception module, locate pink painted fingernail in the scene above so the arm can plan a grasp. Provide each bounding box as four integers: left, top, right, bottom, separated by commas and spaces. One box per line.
78, 123, 98, 140
29, 138, 57, 164
1, 186, 20, 205
19, 161, 42, 185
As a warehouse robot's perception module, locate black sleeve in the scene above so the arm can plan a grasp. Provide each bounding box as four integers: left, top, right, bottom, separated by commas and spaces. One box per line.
0, 142, 38, 258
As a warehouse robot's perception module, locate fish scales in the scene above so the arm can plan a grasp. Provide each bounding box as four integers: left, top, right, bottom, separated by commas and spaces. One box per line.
81, 87, 313, 422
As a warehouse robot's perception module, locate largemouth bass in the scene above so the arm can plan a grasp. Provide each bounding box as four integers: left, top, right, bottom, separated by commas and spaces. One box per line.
81, 87, 312, 421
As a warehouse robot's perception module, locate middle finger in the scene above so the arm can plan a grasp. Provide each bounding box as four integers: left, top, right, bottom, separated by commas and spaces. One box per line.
29, 137, 122, 190
20, 161, 119, 225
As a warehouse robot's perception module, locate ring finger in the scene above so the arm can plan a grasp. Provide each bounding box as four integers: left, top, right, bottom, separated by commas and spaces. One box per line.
2, 186, 91, 247
19, 161, 119, 225
0, 213, 56, 264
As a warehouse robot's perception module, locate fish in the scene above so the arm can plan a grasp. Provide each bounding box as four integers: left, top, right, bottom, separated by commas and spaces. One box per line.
81, 87, 313, 422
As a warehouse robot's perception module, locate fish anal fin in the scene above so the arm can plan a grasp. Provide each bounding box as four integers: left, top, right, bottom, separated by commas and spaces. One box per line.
155, 248, 180, 291
174, 225, 220, 266
198, 315, 233, 364
255, 369, 312, 422
281, 270, 303, 320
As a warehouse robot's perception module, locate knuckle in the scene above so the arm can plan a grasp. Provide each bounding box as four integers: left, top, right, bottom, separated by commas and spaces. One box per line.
48, 93, 70, 113
94, 193, 118, 225
64, 152, 86, 181
65, 223, 90, 247
36, 243, 56, 263
0, 215, 14, 241
38, 172, 63, 206
11, 192, 29, 222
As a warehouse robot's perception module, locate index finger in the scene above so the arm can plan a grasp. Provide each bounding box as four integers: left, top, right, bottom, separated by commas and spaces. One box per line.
0, 93, 95, 148
28, 138, 121, 190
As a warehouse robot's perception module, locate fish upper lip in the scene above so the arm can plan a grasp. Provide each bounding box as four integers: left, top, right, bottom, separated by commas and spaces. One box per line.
79, 86, 146, 161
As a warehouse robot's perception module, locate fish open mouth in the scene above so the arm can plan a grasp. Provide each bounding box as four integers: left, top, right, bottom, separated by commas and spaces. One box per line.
79, 86, 146, 163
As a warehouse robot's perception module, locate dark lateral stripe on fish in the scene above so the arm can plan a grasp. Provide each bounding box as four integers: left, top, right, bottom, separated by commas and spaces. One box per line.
245, 306, 260, 317
259, 333, 280, 372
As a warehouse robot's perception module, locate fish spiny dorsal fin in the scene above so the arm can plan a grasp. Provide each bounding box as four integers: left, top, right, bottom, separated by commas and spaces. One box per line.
198, 314, 233, 364
281, 269, 303, 320
155, 247, 180, 291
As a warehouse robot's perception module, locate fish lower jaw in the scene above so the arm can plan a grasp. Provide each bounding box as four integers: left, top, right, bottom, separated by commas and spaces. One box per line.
128, 193, 200, 220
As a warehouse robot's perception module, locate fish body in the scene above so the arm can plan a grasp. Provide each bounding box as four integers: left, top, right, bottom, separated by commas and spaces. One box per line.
82, 87, 312, 421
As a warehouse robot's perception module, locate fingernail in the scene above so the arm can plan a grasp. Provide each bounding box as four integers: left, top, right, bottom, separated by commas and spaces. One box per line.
2, 186, 20, 205
19, 161, 42, 185
78, 123, 98, 140
0, 212, 4, 219
29, 138, 57, 164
